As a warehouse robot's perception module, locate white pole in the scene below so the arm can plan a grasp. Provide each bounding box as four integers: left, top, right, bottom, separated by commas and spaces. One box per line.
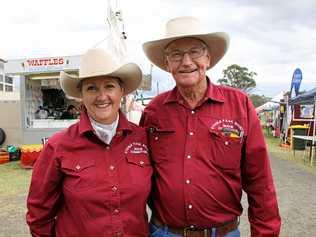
311, 96, 316, 166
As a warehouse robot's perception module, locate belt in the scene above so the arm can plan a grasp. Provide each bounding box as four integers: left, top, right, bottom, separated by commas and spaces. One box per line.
151, 216, 239, 237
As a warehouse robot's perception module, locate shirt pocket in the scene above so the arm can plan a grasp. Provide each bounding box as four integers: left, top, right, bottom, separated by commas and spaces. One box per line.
208, 129, 242, 170
125, 153, 152, 186
148, 127, 175, 161
61, 158, 96, 190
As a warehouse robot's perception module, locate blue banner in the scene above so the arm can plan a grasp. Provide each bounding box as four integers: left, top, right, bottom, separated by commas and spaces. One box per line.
291, 68, 303, 97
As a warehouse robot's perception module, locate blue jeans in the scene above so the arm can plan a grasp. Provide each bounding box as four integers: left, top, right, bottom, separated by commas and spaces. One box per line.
149, 222, 240, 237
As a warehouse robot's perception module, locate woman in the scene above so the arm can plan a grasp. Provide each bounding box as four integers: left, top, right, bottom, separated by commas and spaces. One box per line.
26, 48, 152, 237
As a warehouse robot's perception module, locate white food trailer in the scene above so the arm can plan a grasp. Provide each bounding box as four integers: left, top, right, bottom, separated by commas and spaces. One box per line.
4, 55, 81, 144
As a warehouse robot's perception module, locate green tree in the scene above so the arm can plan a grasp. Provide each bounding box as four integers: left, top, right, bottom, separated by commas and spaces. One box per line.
217, 64, 257, 93
249, 94, 271, 108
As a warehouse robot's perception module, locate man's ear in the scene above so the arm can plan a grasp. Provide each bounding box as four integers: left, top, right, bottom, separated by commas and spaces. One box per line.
165, 59, 171, 72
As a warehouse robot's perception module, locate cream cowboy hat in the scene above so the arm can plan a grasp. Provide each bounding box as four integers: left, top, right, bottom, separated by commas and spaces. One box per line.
60, 48, 142, 99
142, 16, 230, 72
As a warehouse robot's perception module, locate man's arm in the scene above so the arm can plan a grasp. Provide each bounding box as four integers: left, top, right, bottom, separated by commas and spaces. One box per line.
242, 96, 281, 237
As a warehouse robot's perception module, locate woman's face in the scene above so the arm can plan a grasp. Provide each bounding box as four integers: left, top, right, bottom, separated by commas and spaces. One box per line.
81, 76, 124, 124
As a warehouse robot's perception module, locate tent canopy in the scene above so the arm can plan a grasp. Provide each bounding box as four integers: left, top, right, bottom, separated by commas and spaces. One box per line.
256, 91, 285, 113
290, 87, 316, 105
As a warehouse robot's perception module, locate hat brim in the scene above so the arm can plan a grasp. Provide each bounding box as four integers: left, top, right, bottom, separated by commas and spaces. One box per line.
60, 63, 142, 99
142, 32, 229, 72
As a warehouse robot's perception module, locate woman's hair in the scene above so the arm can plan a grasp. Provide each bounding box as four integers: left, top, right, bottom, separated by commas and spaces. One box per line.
77, 76, 124, 93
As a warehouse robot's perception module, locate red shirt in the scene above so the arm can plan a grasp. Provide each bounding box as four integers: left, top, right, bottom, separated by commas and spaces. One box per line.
140, 80, 281, 236
26, 110, 152, 237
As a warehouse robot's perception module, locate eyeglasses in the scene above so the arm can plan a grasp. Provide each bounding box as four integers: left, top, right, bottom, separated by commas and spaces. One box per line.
165, 46, 207, 62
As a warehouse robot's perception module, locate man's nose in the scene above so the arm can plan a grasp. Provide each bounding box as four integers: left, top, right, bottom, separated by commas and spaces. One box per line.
181, 52, 194, 64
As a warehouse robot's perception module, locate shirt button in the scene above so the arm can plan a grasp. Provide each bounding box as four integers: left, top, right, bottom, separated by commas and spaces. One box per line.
154, 136, 159, 141
190, 225, 195, 229
75, 164, 81, 170
139, 161, 144, 165
189, 132, 194, 136
191, 110, 195, 114
114, 208, 120, 214
116, 232, 123, 237
225, 141, 229, 145
186, 179, 191, 184
106, 146, 110, 150
187, 155, 191, 159
188, 204, 193, 209
109, 165, 115, 171
112, 186, 118, 192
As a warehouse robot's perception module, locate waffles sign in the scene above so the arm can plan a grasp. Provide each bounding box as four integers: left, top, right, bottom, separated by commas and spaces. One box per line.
23, 57, 67, 73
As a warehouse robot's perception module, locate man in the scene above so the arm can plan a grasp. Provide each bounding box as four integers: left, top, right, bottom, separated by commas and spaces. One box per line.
60, 104, 77, 119
140, 16, 281, 237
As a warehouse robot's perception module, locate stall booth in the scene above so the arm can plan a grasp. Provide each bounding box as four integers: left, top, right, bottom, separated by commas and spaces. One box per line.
4, 55, 81, 145
256, 91, 285, 137
286, 87, 316, 165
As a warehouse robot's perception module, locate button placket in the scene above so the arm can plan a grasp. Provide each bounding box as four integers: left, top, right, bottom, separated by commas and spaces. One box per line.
184, 108, 197, 223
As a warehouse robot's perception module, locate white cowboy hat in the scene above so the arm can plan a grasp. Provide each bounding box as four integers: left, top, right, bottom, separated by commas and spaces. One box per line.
142, 16, 230, 72
60, 48, 142, 99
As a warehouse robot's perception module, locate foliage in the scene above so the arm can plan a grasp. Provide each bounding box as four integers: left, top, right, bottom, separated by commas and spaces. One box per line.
217, 64, 257, 93
249, 94, 271, 107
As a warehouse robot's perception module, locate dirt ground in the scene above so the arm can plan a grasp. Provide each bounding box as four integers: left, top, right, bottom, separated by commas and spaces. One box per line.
239, 154, 316, 236
1, 154, 316, 236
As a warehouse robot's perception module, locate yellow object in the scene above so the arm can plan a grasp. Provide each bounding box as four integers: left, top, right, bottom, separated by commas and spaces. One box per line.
20, 144, 43, 153
289, 124, 309, 129
289, 125, 309, 147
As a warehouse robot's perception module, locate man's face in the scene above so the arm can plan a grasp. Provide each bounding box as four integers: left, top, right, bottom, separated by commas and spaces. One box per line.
164, 37, 211, 89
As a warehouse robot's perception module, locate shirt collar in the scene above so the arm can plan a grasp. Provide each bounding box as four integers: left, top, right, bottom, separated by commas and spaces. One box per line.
79, 109, 133, 136
163, 77, 225, 105
89, 114, 119, 145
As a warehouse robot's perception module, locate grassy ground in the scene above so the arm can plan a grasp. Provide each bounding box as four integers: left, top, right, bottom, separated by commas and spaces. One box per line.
265, 132, 316, 175
0, 162, 32, 237
0, 161, 32, 197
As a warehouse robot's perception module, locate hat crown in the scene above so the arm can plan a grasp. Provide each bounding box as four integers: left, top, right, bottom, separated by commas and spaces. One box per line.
165, 16, 205, 38
79, 48, 119, 78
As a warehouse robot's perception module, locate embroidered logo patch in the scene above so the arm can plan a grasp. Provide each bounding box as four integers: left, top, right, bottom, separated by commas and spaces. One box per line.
210, 119, 244, 138
124, 142, 148, 154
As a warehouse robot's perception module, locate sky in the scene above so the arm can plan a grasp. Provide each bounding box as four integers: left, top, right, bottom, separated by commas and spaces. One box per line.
1, 0, 315, 97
